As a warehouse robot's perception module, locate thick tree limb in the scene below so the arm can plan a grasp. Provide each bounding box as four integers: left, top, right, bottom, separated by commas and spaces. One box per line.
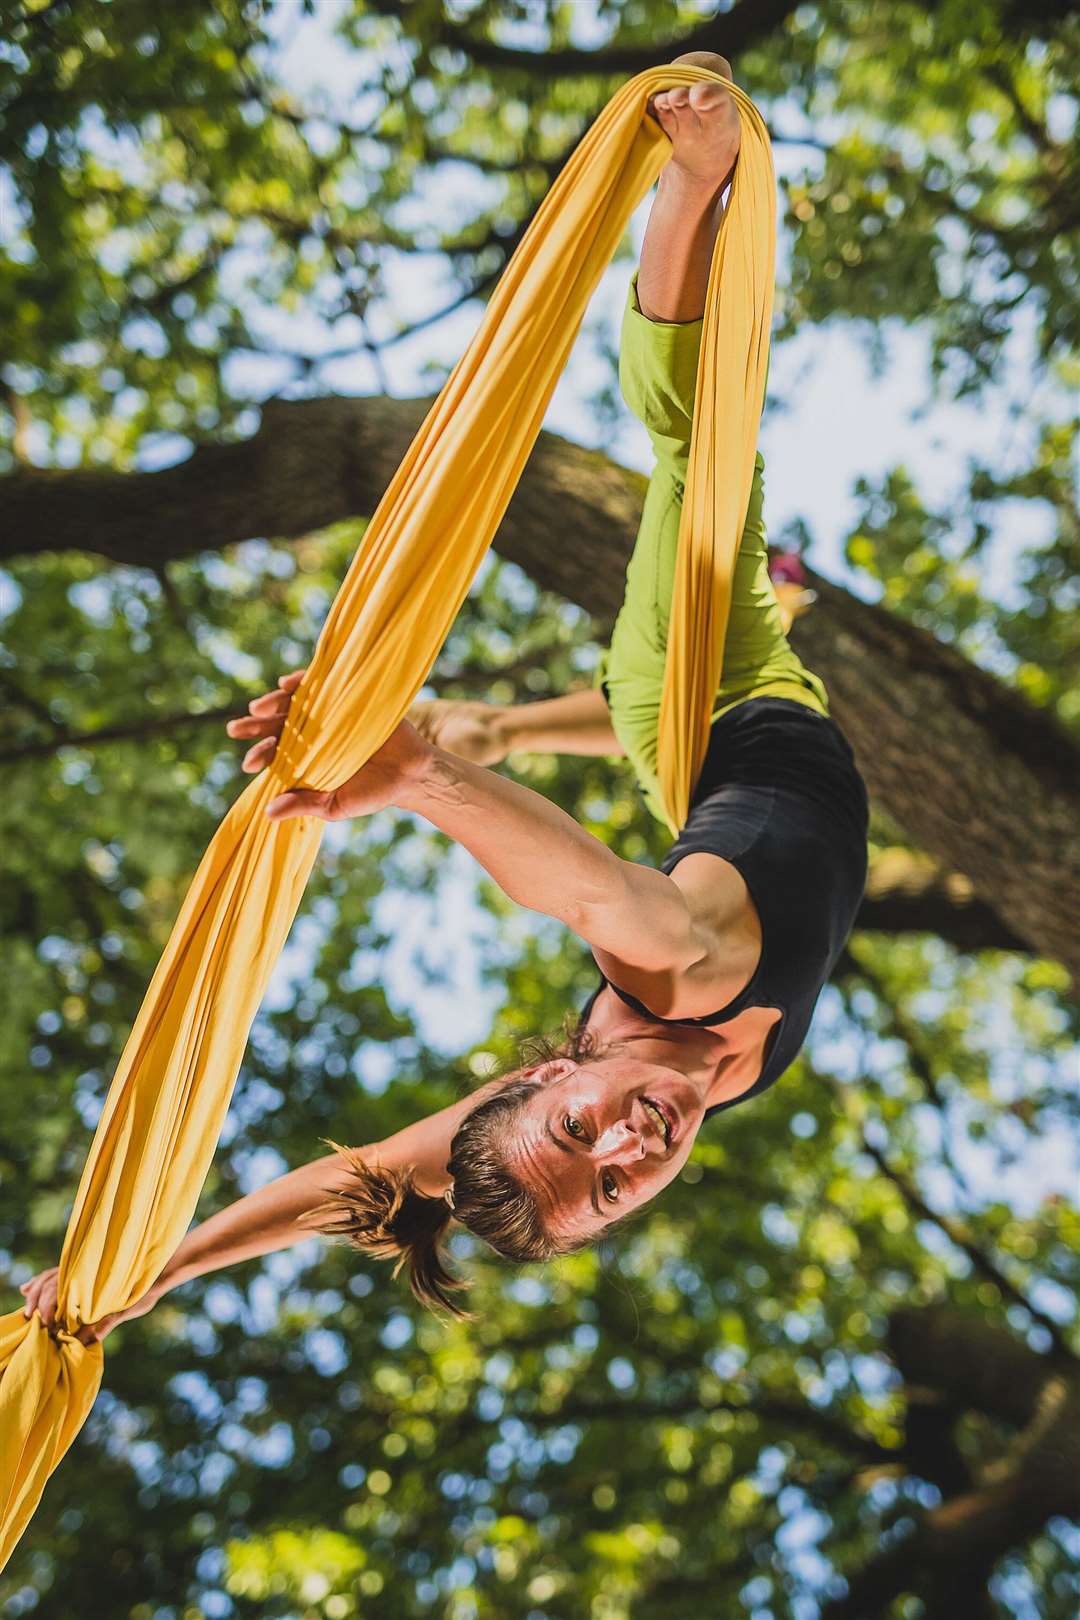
400, 0, 804, 78
888, 1307, 1071, 1426
4, 391, 1078, 975
854, 849, 1028, 953
378, 0, 1066, 77
822, 1307, 1080, 1620
789, 576, 1079, 979
859, 1139, 1076, 1363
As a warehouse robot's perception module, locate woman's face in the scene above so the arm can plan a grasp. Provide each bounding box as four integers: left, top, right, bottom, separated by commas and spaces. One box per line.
502, 1056, 707, 1244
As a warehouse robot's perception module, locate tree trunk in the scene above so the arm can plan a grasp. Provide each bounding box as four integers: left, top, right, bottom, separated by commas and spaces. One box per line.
4, 393, 1078, 975
823, 1307, 1080, 1620
790, 581, 1080, 982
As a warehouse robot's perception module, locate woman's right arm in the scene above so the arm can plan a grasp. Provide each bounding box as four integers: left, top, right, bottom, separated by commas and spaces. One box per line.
160, 1081, 481, 1294
148, 1152, 356, 1293
19, 1157, 346, 1342
22, 1090, 482, 1341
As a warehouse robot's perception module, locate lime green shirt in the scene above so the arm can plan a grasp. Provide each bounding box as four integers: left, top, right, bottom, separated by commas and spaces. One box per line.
597, 277, 828, 826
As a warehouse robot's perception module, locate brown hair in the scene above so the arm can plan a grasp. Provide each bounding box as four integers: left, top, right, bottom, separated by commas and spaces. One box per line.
299, 1013, 619, 1317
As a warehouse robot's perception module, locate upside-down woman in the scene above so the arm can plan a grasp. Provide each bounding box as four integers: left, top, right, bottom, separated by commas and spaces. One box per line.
22, 54, 867, 1337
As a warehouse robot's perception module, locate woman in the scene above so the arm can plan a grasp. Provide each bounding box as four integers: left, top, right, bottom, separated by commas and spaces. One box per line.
21, 56, 867, 1335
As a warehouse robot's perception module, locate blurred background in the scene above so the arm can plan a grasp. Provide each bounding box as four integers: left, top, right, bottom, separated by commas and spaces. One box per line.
1, 2, 1078, 1617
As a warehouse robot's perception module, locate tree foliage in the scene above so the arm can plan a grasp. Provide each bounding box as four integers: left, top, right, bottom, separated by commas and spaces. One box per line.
0, 2, 1078, 1617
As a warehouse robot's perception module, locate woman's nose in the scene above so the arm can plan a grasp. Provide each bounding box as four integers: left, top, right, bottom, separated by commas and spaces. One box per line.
593, 1120, 646, 1161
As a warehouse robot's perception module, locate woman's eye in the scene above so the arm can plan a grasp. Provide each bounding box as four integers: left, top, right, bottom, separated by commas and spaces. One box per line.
564, 1115, 585, 1138
602, 1171, 619, 1202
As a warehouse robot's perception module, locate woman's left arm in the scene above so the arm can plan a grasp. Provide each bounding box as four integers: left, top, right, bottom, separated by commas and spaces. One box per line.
265, 715, 709, 976
231, 681, 686, 972
393, 745, 709, 976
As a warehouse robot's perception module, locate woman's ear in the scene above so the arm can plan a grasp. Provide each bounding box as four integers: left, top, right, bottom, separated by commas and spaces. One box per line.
518, 1057, 577, 1085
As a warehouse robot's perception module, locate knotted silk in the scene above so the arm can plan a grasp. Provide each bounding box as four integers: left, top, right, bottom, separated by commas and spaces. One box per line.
0, 64, 774, 1565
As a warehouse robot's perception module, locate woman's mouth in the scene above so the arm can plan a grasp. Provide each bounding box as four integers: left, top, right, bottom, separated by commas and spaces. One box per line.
641, 1094, 676, 1148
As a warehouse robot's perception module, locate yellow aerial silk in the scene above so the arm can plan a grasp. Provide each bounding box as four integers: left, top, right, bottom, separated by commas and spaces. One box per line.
0, 65, 774, 1565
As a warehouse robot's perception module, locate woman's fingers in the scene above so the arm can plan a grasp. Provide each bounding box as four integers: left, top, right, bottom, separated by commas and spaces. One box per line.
688, 80, 731, 114
76, 1315, 114, 1345
226, 670, 306, 745
651, 98, 676, 135
226, 714, 275, 740
241, 736, 278, 774
652, 68, 734, 135
226, 686, 294, 752
20, 1272, 44, 1314
651, 89, 699, 142
22, 1270, 59, 1323
266, 788, 335, 822
248, 690, 293, 719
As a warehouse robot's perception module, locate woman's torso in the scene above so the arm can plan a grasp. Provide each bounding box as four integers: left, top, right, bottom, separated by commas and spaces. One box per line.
579, 697, 869, 1117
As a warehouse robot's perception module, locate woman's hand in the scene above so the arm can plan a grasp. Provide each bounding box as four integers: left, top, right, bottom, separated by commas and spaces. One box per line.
225, 672, 510, 821
19, 1266, 164, 1345
225, 667, 307, 776
264, 714, 434, 822
227, 672, 510, 774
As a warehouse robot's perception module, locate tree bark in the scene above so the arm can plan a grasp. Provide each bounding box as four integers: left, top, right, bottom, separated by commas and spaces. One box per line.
790, 578, 1079, 979
854, 848, 1029, 953
4, 393, 1078, 975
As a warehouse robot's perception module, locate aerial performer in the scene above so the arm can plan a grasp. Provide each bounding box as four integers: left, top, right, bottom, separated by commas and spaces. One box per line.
19, 56, 867, 1355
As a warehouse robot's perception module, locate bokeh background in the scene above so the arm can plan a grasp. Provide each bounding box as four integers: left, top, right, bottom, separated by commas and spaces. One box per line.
1, 2, 1078, 1617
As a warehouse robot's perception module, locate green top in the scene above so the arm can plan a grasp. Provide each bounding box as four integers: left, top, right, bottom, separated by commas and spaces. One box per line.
597, 276, 828, 827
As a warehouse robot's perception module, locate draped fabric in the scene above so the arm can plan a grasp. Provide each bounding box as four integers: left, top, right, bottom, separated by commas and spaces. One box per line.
0, 65, 775, 1566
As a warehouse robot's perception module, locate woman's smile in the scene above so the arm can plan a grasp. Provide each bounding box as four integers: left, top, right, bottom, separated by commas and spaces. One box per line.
641, 1092, 675, 1146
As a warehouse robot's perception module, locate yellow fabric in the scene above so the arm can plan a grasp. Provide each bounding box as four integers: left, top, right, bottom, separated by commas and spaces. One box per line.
0, 65, 775, 1567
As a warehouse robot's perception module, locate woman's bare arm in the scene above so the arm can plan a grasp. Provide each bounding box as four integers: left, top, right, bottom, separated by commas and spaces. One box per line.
21, 1094, 478, 1341
394, 746, 712, 975
232, 679, 623, 772
155, 1092, 473, 1296
409, 689, 623, 762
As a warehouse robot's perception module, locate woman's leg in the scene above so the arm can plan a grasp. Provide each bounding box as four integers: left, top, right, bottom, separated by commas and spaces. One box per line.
599, 281, 827, 825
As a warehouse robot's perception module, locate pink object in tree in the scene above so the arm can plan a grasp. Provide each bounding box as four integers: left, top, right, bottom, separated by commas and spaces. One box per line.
768, 551, 807, 587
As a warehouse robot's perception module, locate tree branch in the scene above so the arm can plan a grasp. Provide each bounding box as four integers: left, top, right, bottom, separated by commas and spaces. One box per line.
0, 649, 558, 766
424, 0, 806, 77
825, 1305, 1080, 1620
0, 702, 239, 765
860, 1143, 1077, 1363
854, 849, 1029, 953
888, 1307, 1061, 1427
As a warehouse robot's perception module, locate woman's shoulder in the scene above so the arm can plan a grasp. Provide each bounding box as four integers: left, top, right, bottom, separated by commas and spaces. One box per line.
590, 855, 764, 1022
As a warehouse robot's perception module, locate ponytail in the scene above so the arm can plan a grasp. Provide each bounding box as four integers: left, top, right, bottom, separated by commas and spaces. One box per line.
298, 1141, 468, 1316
